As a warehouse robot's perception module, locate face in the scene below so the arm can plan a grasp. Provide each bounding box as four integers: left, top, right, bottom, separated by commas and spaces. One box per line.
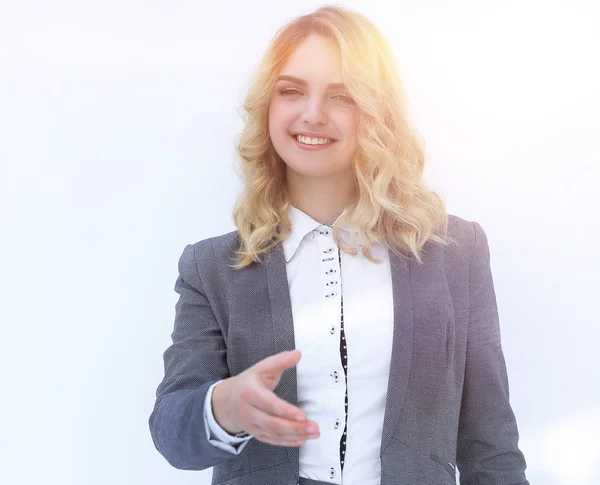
268, 34, 358, 180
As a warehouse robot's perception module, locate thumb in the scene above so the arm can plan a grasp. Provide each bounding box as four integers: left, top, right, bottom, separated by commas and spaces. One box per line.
255, 349, 301, 375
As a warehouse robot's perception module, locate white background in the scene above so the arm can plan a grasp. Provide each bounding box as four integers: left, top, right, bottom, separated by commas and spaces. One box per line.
1, 1, 599, 484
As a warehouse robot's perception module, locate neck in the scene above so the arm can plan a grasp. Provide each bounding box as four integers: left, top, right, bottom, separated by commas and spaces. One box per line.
287, 168, 357, 225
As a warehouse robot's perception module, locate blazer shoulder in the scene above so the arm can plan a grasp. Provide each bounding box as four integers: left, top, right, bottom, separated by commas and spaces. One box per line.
447, 213, 476, 243
186, 229, 241, 268
443, 213, 488, 268
447, 213, 489, 246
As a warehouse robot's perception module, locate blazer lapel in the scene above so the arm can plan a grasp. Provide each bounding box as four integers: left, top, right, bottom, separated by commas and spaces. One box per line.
379, 248, 413, 457
264, 244, 300, 466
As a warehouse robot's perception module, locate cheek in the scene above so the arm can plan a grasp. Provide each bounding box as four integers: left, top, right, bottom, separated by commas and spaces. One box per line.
268, 111, 284, 140
330, 108, 357, 135
339, 119, 358, 143
269, 107, 290, 134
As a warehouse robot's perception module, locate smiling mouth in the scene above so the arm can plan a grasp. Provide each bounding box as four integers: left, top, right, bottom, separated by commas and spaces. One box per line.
290, 135, 338, 151
291, 134, 337, 146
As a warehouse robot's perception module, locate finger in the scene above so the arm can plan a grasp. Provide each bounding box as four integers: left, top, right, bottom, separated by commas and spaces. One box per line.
241, 399, 313, 441
244, 383, 307, 422
254, 350, 301, 375
254, 432, 305, 447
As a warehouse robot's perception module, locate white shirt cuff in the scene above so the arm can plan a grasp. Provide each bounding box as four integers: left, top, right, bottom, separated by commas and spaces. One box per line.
204, 381, 252, 454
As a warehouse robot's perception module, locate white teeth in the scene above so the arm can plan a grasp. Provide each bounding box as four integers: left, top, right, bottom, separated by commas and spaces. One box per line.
295, 135, 333, 145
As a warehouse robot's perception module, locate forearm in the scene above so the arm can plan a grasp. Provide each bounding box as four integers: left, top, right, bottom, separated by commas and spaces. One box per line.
149, 380, 241, 470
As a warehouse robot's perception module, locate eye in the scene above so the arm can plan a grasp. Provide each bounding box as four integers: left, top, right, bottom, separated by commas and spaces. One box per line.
279, 88, 301, 96
333, 94, 353, 103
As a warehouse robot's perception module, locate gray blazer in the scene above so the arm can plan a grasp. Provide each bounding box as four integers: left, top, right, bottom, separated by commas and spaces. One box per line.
149, 214, 529, 485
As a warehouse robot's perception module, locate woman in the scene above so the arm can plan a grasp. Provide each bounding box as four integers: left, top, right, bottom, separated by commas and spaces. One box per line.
149, 5, 530, 485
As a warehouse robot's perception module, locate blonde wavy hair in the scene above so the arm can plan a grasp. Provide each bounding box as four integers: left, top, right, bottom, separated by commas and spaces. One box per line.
230, 4, 455, 269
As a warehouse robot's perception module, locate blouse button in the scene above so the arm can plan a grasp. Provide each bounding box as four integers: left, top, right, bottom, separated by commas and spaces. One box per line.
334, 419, 341, 429
330, 325, 336, 334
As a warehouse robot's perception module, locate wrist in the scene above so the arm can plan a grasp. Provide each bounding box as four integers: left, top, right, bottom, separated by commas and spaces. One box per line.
212, 378, 245, 435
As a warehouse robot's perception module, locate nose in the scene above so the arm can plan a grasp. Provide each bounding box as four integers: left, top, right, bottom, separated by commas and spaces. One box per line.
300, 96, 328, 126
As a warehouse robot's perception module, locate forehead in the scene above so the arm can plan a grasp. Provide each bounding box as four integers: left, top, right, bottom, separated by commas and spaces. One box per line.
279, 34, 343, 84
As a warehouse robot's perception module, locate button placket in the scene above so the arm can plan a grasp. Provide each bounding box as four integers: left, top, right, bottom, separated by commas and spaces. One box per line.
336, 243, 349, 475
317, 226, 339, 299
316, 225, 347, 479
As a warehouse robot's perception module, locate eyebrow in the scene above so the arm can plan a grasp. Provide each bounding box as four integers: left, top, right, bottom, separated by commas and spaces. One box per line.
275, 75, 346, 90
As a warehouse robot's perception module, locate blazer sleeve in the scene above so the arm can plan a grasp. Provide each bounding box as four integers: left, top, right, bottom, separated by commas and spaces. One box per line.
149, 243, 250, 470
456, 222, 530, 485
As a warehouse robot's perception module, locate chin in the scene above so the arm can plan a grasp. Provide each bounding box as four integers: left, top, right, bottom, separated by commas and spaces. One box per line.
285, 161, 340, 178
